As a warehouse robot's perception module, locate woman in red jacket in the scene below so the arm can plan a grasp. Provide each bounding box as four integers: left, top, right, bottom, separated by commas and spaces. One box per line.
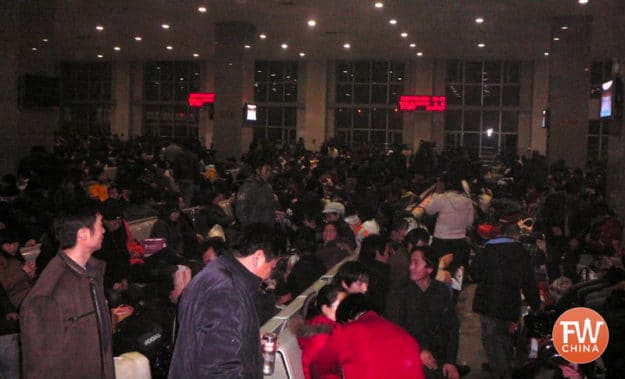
297, 284, 347, 379
311, 294, 425, 379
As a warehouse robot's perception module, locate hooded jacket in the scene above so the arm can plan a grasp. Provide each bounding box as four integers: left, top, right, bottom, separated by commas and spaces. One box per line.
295, 314, 336, 379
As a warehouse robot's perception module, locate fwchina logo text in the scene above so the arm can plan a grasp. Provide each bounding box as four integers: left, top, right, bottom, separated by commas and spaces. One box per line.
552, 307, 609, 364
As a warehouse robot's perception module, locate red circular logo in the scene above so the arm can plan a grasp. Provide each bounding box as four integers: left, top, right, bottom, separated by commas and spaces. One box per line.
552, 307, 609, 364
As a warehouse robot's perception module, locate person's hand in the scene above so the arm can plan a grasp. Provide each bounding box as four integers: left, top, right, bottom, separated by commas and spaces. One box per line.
22, 261, 36, 278
507, 321, 518, 334
113, 279, 129, 291
24, 239, 37, 247
442, 363, 459, 379
420, 349, 438, 369
5, 312, 19, 321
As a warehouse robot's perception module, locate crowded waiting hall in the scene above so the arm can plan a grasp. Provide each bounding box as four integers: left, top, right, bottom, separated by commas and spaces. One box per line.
2, 1, 625, 379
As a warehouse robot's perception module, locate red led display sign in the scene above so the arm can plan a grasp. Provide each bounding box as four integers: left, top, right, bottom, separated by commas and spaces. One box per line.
398, 96, 446, 112
188, 92, 216, 107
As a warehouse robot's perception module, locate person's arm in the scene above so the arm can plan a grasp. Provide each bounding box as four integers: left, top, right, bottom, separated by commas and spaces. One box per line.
195, 287, 247, 378
468, 245, 486, 284
310, 326, 344, 379
423, 194, 442, 216
21, 296, 66, 379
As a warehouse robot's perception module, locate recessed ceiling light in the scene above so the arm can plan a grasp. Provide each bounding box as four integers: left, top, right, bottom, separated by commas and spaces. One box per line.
96, 25, 104, 31
299, 52, 306, 57
31, 47, 37, 51
244, 44, 251, 49
113, 46, 121, 51
561, 25, 568, 30
166, 45, 173, 50
307, 19, 316, 27
389, 19, 397, 25
134, 36, 142, 41
478, 43, 485, 48
416, 52, 423, 57
401, 32, 408, 38
544, 51, 550, 56
578, 0, 588, 4
375, 2, 384, 8
475, 17, 484, 24
553, 37, 560, 41
198, 6, 207, 13
193, 53, 199, 58
97, 54, 103, 58
343, 43, 351, 49
409, 43, 416, 48
42, 38, 48, 42
259, 34, 267, 39
162, 24, 170, 30
281, 43, 288, 49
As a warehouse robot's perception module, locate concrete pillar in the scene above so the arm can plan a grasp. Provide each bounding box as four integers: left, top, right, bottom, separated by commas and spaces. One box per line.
213, 22, 256, 160
111, 62, 131, 138
403, 59, 437, 153
546, 16, 592, 168
529, 60, 550, 154
300, 60, 327, 151
606, 61, 625, 227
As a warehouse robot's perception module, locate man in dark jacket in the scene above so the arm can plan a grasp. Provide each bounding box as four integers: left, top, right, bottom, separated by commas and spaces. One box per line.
235, 160, 277, 228
470, 223, 540, 379
168, 224, 283, 378
386, 246, 460, 379
21, 204, 115, 379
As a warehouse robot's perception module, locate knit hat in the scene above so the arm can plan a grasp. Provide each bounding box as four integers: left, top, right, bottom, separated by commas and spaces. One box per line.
322, 202, 345, 217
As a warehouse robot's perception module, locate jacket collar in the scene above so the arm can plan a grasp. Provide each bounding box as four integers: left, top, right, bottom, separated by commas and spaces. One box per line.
219, 253, 262, 293
58, 251, 103, 280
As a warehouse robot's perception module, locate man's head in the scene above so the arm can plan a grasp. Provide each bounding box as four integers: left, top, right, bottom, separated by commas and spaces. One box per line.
390, 218, 409, 244
405, 227, 430, 251
333, 261, 370, 294
54, 204, 105, 253
200, 237, 227, 265
252, 159, 272, 183
359, 234, 390, 264
100, 199, 124, 232
322, 202, 345, 222
409, 246, 438, 284
335, 293, 376, 323
233, 223, 281, 280
0, 229, 19, 255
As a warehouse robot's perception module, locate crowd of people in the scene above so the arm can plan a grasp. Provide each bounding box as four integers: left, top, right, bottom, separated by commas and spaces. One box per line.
0, 132, 623, 379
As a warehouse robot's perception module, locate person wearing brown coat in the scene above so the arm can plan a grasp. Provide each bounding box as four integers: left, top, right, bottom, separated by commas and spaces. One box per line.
20, 204, 115, 379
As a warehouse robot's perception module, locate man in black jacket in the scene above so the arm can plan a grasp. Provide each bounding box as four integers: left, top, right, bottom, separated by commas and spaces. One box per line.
470, 223, 540, 379
168, 224, 282, 378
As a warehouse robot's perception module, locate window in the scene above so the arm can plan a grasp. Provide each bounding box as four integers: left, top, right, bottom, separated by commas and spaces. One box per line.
61, 62, 113, 136
143, 61, 201, 138
444, 61, 521, 159
588, 61, 612, 163
333, 60, 405, 147
254, 61, 298, 145
590, 61, 612, 99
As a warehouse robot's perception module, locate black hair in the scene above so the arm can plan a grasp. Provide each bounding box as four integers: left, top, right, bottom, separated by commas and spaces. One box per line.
335, 293, 375, 323
391, 218, 409, 232
307, 284, 346, 320
358, 234, 388, 263
53, 203, 100, 250
405, 227, 430, 247
333, 261, 370, 287
409, 245, 439, 279
233, 223, 281, 261
199, 237, 227, 257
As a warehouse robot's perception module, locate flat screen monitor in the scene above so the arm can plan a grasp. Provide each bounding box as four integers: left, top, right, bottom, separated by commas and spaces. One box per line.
600, 80, 615, 119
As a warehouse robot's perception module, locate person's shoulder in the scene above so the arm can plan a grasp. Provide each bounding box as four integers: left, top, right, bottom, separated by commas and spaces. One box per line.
24, 255, 68, 299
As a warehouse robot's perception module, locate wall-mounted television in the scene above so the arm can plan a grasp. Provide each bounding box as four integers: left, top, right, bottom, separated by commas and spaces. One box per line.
541, 108, 550, 129
245, 103, 257, 121
18, 74, 60, 109
600, 77, 623, 120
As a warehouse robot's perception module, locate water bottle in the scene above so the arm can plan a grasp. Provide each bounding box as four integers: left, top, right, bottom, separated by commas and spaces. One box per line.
262, 332, 278, 375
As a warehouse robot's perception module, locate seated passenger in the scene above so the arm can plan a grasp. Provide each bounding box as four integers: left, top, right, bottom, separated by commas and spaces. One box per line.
315, 222, 351, 270
296, 284, 346, 379
332, 261, 370, 294
310, 293, 424, 379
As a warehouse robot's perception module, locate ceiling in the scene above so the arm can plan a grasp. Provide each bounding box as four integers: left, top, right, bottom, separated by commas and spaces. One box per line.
15, 0, 625, 63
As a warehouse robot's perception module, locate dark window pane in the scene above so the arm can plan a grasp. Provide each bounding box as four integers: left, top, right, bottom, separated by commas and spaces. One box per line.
390, 62, 405, 82
160, 63, 174, 81
447, 61, 462, 83
502, 86, 520, 106
588, 120, 600, 135
255, 61, 268, 82
372, 62, 388, 83
268, 62, 283, 81
89, 82, 102, 100
501, 111, 518, 132
465, 62, 483, 83
354, 62, 370, 82
335, 130, 349, 143
483, 111, 499, 132
371, 85, 387, 103
587, 136, 599, 160
284, 107, 296, 126
464, 110, 481, 131
504, 62, 520, 83
353, 108, 369, 128
389, 85, 403, 104
463, 133, 480, 154
268, 127, 282, 142
445, 110, 462, 131
590, 62, 604, 85
284, 83, 297, 101
256, 106, 267, 125
255, 83, 268, 102
285, 62, 298, 81
446, 85, 463, 106
253, 126, 266, 141
465, 85, 482, 106
501, 134, 518, 156
268, 83, 284, 102
445, 132, 460, 148
337, 62, 353, 82
353, 130, 369, 144
481, 131, 498, 150
483, 62, 501, 84
160, 83, 173, 101
389, 108, 403, 130
371, 108, 387, 129
354, 84, 370, 103
175, 83, 187, 101
483, 85, 500, 106
145, 82, 159, 100
336, 83, 352, 103
335, 107, 351, 129
371, 131, 387, 144
267, 107, 282, 126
